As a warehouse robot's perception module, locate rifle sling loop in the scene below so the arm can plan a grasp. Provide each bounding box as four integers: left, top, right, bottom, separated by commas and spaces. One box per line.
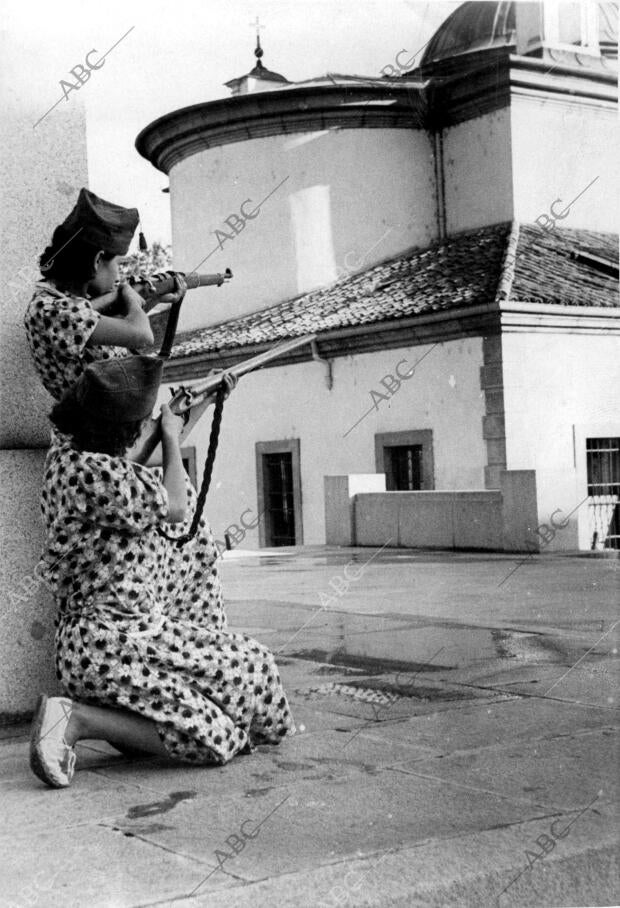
158, 295, 183, 360
157, 383, 226, 547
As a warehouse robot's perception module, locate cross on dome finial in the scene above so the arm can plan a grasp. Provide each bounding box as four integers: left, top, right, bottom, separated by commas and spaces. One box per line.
250, 16, 265, 64
224, 18, 289, 94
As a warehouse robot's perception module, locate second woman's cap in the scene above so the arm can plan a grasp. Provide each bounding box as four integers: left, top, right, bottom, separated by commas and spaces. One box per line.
74, 355, 163, 422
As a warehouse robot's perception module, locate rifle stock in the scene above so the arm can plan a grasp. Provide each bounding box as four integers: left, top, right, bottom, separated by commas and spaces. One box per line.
92, 270, 233, 316
130, 334, 317, 465
133, 269, 233, 313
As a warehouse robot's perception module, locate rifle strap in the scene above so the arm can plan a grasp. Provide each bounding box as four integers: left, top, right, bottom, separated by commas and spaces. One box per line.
157, 382, 226, 547
159, 294, 183, 360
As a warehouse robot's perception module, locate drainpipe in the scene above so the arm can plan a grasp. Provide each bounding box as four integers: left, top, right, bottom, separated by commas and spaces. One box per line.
432, 128, 447, 241
311, 339, 333, 390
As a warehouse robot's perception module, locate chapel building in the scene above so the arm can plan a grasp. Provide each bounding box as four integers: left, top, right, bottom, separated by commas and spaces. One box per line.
136, 1, 619, 553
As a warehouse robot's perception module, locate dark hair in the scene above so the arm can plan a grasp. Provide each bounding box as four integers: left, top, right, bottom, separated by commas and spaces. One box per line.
39, 226, 115, 288
50, 395, 144, 457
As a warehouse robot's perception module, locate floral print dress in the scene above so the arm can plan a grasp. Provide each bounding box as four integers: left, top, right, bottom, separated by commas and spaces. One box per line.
24, 278, 223, 611
24, 281, 128, 401
23, 279, 225, 626
39, 432, 294, 764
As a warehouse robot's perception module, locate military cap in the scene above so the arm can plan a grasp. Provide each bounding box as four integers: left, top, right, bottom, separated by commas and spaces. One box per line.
73, 355, 163, 422
60, 188, 139, 255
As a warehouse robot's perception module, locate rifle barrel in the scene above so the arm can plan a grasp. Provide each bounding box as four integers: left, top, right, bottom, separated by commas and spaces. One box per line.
132, 269, 233, 308
132, 334, 317, 465
187, 334, 317, 396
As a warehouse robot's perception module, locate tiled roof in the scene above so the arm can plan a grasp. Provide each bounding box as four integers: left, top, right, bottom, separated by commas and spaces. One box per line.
169, 222, 618, 358
510, 224, 618, 307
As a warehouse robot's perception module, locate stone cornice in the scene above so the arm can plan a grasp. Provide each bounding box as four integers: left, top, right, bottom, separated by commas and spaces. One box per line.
425, 52, 617, 127
163, 300, 619, 382
164, 305, 499, 381
499, 300, 620, 333
136, 51, 617, 173
136, 85, 426, 174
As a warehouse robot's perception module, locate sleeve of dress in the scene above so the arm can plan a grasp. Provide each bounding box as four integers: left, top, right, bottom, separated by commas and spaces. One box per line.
72, 452, 170, 534
47, 295, 101, 358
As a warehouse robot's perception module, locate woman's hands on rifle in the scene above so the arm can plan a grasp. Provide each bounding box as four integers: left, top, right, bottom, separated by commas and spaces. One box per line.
87, 282, 154, 349
88, 271, 187, 317
148, 272, 188, 306
205, 371, 237, 406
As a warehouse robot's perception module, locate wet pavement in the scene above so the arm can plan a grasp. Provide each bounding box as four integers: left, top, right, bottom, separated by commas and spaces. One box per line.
0, 545, 618, 907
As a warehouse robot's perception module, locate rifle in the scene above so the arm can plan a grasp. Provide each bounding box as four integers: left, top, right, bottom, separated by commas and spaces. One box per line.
141, 269, 232, 360
131, 333, 317, 465
93, 269, 233, 316
132, 269, 233, 314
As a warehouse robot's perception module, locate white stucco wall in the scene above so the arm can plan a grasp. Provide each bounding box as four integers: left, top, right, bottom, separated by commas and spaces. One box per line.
172, 336, 486, 548
0, 31, 89, 717
510, 96, 618, 233
502, 331, 620, 551
441, 94, 618, 238
169, 127, 436, 332
442, 107, 514, 235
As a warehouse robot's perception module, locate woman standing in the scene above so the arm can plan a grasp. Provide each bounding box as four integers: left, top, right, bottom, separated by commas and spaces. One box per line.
31, 356, 294, 788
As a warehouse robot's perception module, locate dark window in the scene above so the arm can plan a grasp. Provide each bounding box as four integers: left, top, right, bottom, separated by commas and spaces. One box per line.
256, 439, 302, 549
263, 452, 296, 546
385, 445, 423, 491
586, 437, 620, 550
375, 430, 433, 491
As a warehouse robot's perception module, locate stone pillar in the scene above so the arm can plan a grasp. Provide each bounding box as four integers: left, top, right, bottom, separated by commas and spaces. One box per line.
324, 474, 386, 546
481, 334, 507, 490
0, 34, 89, 719
500, 470, 539, 553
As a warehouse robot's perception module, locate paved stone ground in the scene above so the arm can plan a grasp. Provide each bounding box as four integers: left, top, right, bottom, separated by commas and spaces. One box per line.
1, 546, 618, 907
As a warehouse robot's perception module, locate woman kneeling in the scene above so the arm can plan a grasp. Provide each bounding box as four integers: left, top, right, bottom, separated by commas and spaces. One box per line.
30, 355, 294, 788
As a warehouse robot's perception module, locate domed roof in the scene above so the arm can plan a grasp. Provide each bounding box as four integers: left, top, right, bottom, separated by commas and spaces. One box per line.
420, 0, 618, 66
421, 1, 515, 65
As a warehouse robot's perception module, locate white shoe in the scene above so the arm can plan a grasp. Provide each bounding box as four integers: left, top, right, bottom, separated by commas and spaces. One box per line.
29, 694, 76, 788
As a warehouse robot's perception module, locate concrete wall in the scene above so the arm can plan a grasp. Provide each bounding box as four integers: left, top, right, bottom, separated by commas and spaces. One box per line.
169, 127, 436, 331
326, 471, 538, 552
355, 491, 503, 549
502, 331, 620, 552
175, 336, 487, 549
0, 452, 56, 720
510, 96, 618, 232
0, 32, 89, 718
